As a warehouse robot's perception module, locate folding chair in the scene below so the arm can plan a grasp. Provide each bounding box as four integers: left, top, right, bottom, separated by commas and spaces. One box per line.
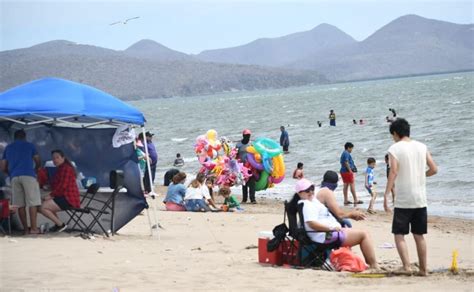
283, 200, 341, 268
65, 183, 100, 233
83, 170, 124, 237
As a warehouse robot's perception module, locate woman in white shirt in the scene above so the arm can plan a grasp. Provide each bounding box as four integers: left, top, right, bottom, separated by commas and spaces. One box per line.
292, 178, 379, 270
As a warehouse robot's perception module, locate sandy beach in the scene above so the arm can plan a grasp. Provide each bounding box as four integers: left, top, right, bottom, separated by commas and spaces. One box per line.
1, 186, 473, 291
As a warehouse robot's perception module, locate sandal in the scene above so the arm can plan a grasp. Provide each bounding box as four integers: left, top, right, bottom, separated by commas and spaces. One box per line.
344, 201, 353, 205
355, 200, 364, 204
367, 209, 376, 214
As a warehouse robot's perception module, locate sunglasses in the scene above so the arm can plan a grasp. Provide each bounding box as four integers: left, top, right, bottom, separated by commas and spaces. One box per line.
302, 185, 315, 193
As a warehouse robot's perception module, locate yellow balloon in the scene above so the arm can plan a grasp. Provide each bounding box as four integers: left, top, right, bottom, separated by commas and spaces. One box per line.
206, 129, 218, 144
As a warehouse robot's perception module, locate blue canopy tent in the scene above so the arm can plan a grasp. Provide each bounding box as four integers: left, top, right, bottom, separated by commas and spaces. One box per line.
0, 78, 155, 235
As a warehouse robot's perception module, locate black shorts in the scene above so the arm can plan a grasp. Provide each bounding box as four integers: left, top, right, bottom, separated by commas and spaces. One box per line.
53, 196, 72, 210
392, 207, 427, 235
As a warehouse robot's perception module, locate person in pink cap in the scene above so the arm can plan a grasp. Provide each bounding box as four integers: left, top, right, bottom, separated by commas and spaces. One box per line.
236, 129, 256, 204
289, 178, 379, 270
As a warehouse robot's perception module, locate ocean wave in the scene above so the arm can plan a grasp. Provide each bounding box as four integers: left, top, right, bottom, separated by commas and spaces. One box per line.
171, 138, 188, 142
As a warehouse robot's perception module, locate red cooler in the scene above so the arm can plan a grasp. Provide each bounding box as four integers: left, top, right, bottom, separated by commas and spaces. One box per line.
258, 231, 281, 265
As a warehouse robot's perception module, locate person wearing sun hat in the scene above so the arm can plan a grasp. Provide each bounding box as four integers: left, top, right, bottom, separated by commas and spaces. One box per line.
290, 175, 380, 270
236, 129, 256, 204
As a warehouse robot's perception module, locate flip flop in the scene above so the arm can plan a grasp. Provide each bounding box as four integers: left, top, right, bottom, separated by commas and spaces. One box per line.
355, 200, 364, 204
344, 201, 353, 205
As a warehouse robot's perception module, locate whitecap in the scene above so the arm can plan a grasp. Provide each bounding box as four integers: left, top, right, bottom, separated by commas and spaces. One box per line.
171, 138, 188, 142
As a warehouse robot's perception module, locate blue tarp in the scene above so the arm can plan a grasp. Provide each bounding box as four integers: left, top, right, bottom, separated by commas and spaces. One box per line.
0, 78, 145, 126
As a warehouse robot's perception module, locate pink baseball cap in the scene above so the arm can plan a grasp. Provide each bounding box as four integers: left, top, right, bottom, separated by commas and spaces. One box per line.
242, 129, 252, 135
295, 178, 314, 193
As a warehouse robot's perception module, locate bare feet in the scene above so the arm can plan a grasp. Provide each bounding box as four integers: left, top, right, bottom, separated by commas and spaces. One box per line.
29, 228, 41, 235
392, 267, 413, 276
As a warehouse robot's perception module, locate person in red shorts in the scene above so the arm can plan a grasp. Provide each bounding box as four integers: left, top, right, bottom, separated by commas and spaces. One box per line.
340, 142, 362, 205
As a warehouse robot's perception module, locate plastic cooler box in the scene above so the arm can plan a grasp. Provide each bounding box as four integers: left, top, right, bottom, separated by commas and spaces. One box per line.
258, 231, 300, 266
258, 231, 281, 265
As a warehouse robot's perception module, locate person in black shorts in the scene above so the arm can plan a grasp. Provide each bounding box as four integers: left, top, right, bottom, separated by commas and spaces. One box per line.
384, 118, 437, 276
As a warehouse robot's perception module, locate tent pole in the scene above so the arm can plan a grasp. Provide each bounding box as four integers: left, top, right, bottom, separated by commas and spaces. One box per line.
141, 127, 160, 237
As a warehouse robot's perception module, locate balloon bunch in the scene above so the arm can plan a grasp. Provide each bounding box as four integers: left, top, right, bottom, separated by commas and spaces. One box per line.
194, 130, 251, 187
245, 137, 285, 191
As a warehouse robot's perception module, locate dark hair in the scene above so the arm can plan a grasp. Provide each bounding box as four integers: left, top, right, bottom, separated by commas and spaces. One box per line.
322, 170, 339, 184
344, 142, 354, 149
172, 172, 187, 184
176, 153, 181, 157
51, 149, 76, 174
287, 193, 300, 215
389, 118, 410, 138
367, 157, 376, 164
14, 129, 26, 140
384, 154, 389, 161
218, 186, 231, 196
297, 162, 303, 169
196, 172, 206, 184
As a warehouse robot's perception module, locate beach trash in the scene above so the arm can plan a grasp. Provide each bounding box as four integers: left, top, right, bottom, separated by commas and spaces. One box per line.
450, 249, 459, 274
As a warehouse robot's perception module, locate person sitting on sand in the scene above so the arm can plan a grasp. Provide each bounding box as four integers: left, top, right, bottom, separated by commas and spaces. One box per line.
184, 174, 212, 212
163, 172, 187, 211
39, 149, 80, 232
292, 162, 304, 180
218, 186, 242, 211
205, 175, 216, 201
291, 178, 379, 270
196, 173, 218, 209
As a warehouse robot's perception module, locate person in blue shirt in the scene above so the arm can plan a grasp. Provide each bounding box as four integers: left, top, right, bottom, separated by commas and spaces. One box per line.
163, 172, 187, 211
0, 130, 42, 234
340, 142, 361, 205
139, 131, 158, 194
279, 126, 290, 154
365, 158, 377, 214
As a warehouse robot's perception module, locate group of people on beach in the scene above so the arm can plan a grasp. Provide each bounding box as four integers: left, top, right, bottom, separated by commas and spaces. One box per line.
289, 118, 437, 275
0, 130, 82, 234
163, 170, 242, 212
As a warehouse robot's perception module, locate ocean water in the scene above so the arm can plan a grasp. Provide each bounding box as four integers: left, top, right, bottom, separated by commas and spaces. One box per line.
130, 72, 474, 219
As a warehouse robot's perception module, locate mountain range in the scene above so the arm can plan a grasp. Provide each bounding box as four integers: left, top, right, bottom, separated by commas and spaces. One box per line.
1, 14, 472, 99
196, 15, 474, 81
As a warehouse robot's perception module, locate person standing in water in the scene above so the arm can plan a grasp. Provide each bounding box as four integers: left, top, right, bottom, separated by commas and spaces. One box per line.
280, 126, 290, 154
329, 110, 336, 126
340, 142, 362, 205
236, 129, 256, 204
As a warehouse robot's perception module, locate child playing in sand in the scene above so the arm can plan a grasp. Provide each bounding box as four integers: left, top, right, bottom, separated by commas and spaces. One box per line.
218, 186, 242, 211
366, 157, 377, 214
292, 162, 304, 179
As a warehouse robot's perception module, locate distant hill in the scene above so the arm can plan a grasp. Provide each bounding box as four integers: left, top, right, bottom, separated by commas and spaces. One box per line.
0, 41, 327, 99
289, 15, 474, 80
197, 23, 356, 67
124, 39, 195, 62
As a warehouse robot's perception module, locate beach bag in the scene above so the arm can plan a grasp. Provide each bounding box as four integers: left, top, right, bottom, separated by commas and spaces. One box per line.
330, 247, 367, 272
267, 223, 288, 252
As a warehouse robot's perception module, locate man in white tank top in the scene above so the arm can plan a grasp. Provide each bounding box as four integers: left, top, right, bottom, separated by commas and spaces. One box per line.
384, 118, 437, 276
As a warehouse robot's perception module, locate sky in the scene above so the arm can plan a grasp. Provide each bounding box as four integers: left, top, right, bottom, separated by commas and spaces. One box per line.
1, 0, 473, 54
